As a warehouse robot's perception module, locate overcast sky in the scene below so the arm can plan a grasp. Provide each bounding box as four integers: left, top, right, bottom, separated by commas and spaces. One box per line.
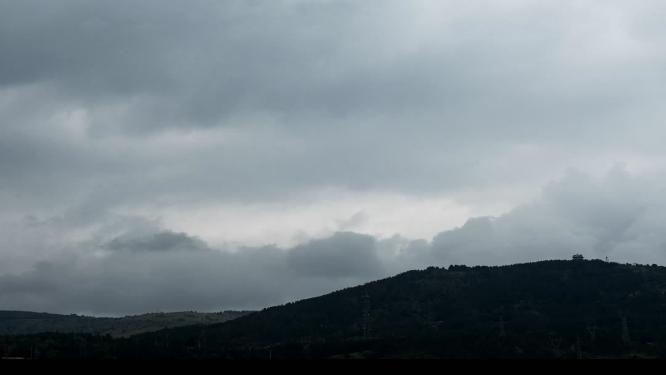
2, 0, 666, 315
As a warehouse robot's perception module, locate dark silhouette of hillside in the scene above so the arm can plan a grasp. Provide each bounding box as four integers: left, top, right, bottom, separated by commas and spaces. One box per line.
4, 259, 666, 359
0, 310, 251, 338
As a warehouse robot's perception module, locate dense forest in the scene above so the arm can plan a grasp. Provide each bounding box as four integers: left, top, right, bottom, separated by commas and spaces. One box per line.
3, 259, 666, 359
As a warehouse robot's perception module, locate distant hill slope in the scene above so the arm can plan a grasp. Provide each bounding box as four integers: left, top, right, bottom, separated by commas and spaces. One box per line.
5, 259, 666, 359
120, 259, 666, 358
0, 310, 252, 338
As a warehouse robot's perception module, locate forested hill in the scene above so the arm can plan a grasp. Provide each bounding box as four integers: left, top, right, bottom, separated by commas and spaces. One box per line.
0, 310, 251, 338
4, 259, 666, 359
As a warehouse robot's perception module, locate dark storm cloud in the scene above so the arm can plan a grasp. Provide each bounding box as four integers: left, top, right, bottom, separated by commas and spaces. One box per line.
4, 0, 459, 126
2, 0, 662, 133
0, 0, 200, 92
104, 230, 209, 253
287, 232, 383, 278
0, 230, 386, 315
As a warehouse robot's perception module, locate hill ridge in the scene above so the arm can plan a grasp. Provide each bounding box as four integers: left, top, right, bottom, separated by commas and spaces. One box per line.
4, 258, 666, 359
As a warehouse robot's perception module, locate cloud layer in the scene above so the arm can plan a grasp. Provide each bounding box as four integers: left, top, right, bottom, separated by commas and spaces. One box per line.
3, 168, 666, 315
1, 1, 666, 314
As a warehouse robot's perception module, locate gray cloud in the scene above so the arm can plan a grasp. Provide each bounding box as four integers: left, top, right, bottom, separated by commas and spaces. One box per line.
2, 0, 665, 211
430, 166, 666, 266
104, 230, 209, 253
2, 168, 666, 315
287, 232, 383, 278
0, 230, 385, 315
2, 1, 666, 315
